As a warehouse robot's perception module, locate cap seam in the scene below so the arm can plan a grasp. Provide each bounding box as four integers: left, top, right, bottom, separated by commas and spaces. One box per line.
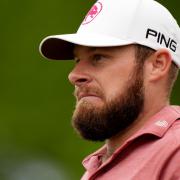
126, 0, 143, 40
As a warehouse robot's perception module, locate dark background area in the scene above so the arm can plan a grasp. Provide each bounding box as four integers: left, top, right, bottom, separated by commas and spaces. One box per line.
0, 0, 179, 179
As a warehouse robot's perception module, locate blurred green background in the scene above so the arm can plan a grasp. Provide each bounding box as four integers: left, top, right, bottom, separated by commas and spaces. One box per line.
0, 0, 179, 179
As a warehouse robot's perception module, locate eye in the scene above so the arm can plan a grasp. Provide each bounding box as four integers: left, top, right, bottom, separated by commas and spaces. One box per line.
92, 54, 106, 63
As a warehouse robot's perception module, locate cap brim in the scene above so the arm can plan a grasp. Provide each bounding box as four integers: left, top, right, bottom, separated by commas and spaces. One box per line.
39, 33, 133, 60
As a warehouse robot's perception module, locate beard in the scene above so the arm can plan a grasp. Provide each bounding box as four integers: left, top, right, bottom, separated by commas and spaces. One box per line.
71, 64, 144, 142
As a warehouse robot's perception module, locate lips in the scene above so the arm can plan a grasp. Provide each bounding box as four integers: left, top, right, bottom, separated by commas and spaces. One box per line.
77, 92, 99, 101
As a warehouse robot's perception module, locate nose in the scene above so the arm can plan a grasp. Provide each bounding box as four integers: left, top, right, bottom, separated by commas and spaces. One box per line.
68, 62, 92, 87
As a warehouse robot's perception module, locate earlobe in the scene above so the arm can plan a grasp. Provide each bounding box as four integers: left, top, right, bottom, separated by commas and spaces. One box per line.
149, 49, 172, 81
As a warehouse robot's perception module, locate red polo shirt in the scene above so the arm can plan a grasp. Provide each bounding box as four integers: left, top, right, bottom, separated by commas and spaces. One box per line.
81, 106, 180, 180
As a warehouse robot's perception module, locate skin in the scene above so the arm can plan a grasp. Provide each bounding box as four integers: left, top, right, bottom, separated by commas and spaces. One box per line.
68, 44, 172, 162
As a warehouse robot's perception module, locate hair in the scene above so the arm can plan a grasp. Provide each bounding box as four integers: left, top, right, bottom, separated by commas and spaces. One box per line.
134, 44, 179, 96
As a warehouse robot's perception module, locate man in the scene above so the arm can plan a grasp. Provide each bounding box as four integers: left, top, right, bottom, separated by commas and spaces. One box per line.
39, 0, 180, 179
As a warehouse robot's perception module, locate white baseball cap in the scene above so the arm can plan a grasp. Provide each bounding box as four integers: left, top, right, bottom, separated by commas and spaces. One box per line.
39, 0, 180, 68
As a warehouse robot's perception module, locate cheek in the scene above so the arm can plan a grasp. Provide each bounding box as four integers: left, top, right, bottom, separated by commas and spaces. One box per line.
99, 75, 128, 102
93, 61, 135, 101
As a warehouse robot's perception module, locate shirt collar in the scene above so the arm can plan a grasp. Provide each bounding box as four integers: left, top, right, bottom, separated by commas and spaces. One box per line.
134, 105, 180, 138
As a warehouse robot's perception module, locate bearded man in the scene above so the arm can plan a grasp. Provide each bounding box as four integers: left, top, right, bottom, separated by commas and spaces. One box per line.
40, 0, 180, 179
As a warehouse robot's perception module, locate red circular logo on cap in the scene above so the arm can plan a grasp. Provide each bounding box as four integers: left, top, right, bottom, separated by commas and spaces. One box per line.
82, 2, 103, 25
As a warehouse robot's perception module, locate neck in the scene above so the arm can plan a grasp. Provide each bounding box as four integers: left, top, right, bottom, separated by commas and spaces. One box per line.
102, 100, 169, 163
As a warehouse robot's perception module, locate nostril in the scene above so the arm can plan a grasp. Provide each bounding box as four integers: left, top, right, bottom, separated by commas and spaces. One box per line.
76, 78, 88, 83
75, 78, 88, 86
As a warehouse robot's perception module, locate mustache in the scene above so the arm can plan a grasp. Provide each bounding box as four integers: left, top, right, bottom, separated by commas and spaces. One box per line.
73, 86, 104, 100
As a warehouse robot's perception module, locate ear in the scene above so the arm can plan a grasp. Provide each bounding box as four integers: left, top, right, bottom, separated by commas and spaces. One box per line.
146, 49, 172, 82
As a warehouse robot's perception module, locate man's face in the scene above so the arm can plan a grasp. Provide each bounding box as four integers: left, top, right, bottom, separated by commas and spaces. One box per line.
68, 45, 145, 141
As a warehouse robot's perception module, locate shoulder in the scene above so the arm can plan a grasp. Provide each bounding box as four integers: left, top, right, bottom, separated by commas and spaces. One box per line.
170, 105, 180, 136
170, 119, 180, 143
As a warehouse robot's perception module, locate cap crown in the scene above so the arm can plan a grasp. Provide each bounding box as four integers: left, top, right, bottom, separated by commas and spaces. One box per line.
77, 0, 180, 67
